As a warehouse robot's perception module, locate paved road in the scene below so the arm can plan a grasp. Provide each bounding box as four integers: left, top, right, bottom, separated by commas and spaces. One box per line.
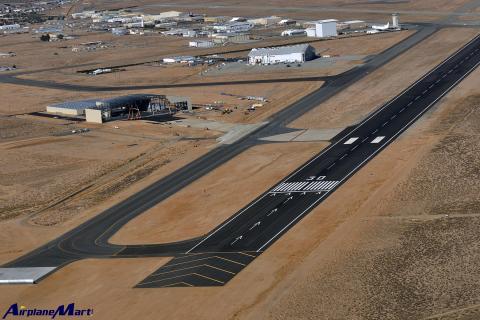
136, 33, 480, 288
142, 2, 480, 19
0, 73, 330, 92
3, 26, 439, 277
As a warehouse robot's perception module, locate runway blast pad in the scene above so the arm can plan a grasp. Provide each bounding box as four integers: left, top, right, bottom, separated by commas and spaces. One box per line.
136, 252, 261, 288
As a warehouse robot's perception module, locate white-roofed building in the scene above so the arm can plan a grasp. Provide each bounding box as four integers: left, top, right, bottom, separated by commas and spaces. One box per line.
316, 19, 337, 37
281, 29, 306, 36
0, 24, 20, 31
248, 44, 316, 65
305, 19, 338, 38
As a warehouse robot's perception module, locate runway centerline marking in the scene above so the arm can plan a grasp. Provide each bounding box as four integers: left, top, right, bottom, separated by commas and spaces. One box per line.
344, 137, 359, 145
371, 136, 386, 144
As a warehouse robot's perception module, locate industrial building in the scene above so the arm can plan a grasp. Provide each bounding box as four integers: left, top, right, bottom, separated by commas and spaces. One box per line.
189, 40, 215, 48
0, 24, 20, 31
337, 20, 367, 31
248, 44, 316, 65
248, 16, 282, 26
162, 55, 196, 63
46, 94, 191, 123
210, 33, 249, 43
281, 29, 306, 36
204, 16, 229, 23
306, 19, 338, 38
212, 22, 253, 33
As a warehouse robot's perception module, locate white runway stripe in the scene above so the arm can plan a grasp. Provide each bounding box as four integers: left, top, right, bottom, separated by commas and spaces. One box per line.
303, 181, 340, 191
271, 181, 339, 192
344, 137, 359, 145
273, 181, 309, 192
371, 136, 385, 144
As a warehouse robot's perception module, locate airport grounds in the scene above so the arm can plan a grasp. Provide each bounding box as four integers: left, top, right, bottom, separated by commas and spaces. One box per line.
1, 1, 480, 319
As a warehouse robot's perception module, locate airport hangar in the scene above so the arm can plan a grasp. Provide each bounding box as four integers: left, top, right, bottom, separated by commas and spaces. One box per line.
247, 44, 316, 65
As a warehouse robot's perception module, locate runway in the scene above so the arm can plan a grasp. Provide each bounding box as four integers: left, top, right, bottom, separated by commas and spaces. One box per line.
136, 33, 480, 288
1, 26, 453, 285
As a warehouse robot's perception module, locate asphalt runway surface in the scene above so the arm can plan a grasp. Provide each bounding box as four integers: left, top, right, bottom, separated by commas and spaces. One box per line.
4, 26, 460, 287
136, 33, 480, 287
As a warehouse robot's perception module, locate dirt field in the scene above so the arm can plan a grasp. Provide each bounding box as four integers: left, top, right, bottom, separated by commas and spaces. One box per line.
5, 30, 412, 89
1, 50, 479, 320
111, 141, 328, 244
94, 0, 479, 23
291, 27, 480, 130
1, 0, 479, 317
0, 118, 220, 221
239, 66, 480, 320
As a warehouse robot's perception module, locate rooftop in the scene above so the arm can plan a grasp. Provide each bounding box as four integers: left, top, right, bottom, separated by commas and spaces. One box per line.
248, 44, 313, 57
316, 19, 338, 23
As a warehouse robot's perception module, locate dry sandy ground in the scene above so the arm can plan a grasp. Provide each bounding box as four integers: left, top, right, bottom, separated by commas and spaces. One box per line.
0, 4, 478, 318
239, 65, 480, 320
0, 117, 221, 260
291, 27, 480, 130
15, 31, 413, 86
111, 142, 328, 244
95, 0, 480, 23
7, 30, 412, 88
1, 48, 479, 320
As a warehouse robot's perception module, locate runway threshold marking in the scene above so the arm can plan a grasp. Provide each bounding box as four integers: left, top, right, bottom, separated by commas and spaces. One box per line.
186, 36, 480, 256
272, 181, 309, 192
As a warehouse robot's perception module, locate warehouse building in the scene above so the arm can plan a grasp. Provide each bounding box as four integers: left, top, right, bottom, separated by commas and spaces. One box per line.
189, 40, 215, 48
46, 94, 191, 122
210, 33, 249, 43
305, 19, 338, 38
248, 16, 282, 26
248, 44, 316, 65
212, 21, 254, 33
281, 29, 306, 36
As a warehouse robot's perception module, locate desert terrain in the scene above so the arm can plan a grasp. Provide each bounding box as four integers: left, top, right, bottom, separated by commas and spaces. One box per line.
0, 0, 480, 319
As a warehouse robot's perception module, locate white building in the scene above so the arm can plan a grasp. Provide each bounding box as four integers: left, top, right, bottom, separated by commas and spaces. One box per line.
281, 29, 306, 36
0, 24, 20, 31
306, 28, 316, 37
210, 33, 249, 43
314, 19, 337, 37
212, 22, 253, 33
162, 28, 196, 37
278, 19, 296, 26
248, 44, 316, 65
163, 56, 196, 64
189, 40, 215, 48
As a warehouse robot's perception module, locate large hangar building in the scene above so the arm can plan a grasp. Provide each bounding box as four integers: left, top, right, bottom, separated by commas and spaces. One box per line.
46, 94, 191, 123
247, 44, 316, 65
